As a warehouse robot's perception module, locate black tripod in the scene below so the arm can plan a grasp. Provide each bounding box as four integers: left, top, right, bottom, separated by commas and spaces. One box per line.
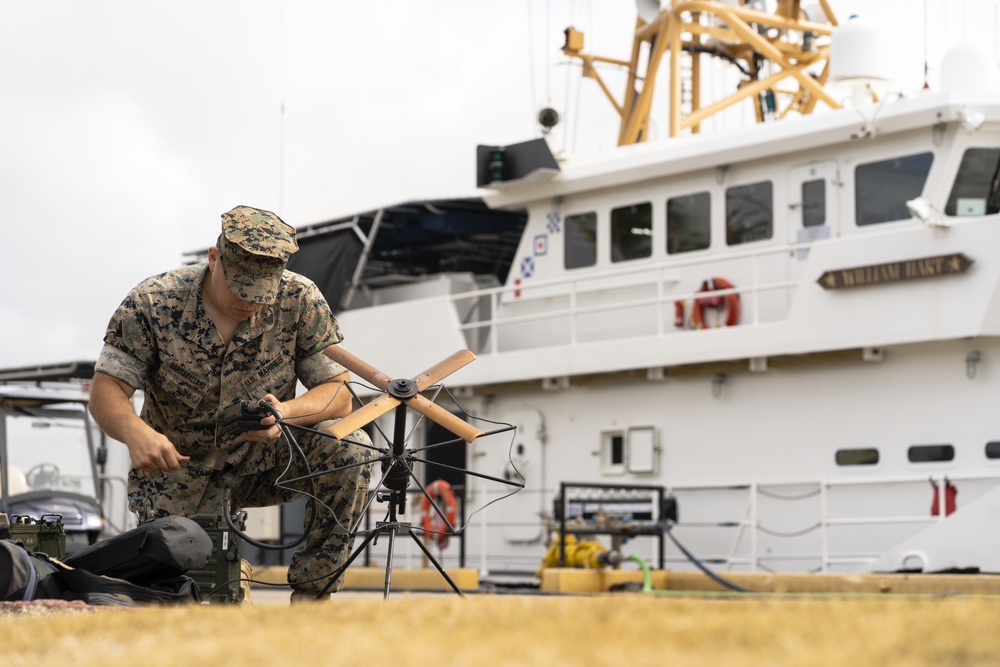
321, 395, 467, 598
287, 353, 521, 599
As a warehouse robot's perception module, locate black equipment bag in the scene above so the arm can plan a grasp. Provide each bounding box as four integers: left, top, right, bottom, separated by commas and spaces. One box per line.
0, 539, 200, 605
63, 515, 213, 584
0, 538, 38, 600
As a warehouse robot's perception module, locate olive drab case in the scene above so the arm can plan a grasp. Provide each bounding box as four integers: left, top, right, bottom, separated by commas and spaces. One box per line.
185, 513, 247, 604
7, 514, 66, 559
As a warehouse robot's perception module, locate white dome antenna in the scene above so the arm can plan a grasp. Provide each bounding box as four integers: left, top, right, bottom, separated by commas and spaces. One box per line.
941, 45, 1000, 95
829, 15, 893, 106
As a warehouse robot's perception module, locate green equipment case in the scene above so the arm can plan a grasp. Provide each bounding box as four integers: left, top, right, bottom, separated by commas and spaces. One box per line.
7, 513, 66, 559
186, 513, 247, 604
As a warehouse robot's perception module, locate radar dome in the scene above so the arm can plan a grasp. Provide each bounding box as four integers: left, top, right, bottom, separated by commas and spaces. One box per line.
829, 15, 892, 84
941, 45, 1000, 94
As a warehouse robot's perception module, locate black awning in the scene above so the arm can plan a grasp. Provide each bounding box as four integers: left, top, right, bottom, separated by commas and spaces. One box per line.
287, 198, 527, 312
0, 361, 95, 383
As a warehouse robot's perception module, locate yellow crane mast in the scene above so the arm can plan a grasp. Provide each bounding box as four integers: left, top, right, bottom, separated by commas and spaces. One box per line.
563, 0, 841, 144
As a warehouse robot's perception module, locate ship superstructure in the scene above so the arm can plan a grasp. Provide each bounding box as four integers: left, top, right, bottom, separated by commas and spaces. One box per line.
284, 2, 1000, 578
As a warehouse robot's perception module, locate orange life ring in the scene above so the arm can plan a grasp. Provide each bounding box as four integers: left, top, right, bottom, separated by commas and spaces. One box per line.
420, 479, 458, 549
691, 277, 740, 329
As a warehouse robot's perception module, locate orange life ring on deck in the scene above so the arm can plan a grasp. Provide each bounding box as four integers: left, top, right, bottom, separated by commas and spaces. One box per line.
420, 479, 458, 549
691, 277, 740, 329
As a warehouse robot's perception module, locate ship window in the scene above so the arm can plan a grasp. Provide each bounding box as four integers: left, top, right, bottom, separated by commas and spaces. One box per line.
835, 448, 879, 466
986, 441, 1000, 459
726, 181, 773, 245
611, 435, 624, 464
600, 431, 626, 475
611, 202, 653, 262
945, 147, 1000, 216
908, 444, 954, 463
565, 211, 597, 269
855, 152, 934, 226
802, 179, 826, 227
667, 192, 711, 254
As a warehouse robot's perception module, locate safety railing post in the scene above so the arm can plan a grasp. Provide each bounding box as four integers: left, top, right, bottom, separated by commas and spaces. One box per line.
820, 480, 829, 573
750, 481, 759, 572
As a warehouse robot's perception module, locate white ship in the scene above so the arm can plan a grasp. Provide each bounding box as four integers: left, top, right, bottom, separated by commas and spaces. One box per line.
281, 2, 1000, 580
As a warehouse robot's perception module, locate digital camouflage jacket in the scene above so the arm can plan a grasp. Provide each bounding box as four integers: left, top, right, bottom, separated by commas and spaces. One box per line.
96, 264, 345, 475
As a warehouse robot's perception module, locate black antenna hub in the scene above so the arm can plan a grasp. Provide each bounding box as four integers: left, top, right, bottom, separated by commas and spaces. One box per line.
387, 378, 419, 399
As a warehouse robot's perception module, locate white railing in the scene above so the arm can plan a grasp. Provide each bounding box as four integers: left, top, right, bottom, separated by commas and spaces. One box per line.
447, 239, 809, 356
454, 472, 1000, 577
668, 471, 1000, 573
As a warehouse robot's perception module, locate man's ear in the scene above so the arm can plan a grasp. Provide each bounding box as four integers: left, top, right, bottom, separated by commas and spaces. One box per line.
207, 245, 219, 268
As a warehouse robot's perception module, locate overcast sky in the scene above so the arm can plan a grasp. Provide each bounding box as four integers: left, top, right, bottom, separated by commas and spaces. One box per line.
1, 0, 995, 370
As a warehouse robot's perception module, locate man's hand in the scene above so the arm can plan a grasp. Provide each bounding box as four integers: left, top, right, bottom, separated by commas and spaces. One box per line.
241, 394, 286, 445
90, 371, 191, 473
128, 431, 191, 472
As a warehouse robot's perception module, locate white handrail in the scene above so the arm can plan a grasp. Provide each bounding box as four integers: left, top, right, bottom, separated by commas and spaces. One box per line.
676, 472, 1000, 572
450, 239, 804, 353
464, 472, 1000, 576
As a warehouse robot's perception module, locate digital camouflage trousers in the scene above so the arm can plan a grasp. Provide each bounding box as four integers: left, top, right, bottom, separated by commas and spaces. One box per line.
128, 421, 375, 598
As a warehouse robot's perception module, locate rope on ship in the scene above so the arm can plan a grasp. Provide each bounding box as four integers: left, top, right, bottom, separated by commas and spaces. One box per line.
757, 522, 822, 538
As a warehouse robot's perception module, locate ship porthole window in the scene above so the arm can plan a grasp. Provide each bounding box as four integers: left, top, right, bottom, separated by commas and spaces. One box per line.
985, 441, 1000, 459
907, 444, 955, 463
835, 448, 879, 466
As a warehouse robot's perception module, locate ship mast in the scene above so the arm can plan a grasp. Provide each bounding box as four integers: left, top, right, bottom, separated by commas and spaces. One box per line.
562, 0, 841, 145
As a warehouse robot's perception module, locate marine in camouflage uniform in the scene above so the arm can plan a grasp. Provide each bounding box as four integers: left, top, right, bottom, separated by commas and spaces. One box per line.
89, 205, 374, 602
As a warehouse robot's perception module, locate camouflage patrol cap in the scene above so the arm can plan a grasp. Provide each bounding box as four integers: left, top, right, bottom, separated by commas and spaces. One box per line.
220, 205, 299, 305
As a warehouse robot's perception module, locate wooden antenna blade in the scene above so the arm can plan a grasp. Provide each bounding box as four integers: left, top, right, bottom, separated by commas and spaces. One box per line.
407, 393, 484, 443
324, 345, 392, 390
328, 393, 400, 440
411, 349, 477, 392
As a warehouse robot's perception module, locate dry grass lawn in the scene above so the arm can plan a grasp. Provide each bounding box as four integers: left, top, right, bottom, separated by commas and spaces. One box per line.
2, 594, 999, 666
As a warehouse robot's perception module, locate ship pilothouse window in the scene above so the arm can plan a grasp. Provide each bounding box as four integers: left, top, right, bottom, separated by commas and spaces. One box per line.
908, 444, 955, 463
611, 202, 652, 262
726, 181, 773, 245
667, 192, 711, 253
855, 152, 934, 226
945, 147, 1000, 216
802, 179, 826, 227
564, 211, 597, 269
986, 441, 1000, 459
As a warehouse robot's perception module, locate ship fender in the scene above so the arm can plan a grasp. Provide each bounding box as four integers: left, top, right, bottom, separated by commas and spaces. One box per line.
686, 277, 740, 329
420, 479, 458, 549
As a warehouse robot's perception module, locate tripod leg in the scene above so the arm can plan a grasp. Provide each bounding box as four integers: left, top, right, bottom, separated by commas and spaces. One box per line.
382, 526, 397, 600
409, 531, 466, 598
